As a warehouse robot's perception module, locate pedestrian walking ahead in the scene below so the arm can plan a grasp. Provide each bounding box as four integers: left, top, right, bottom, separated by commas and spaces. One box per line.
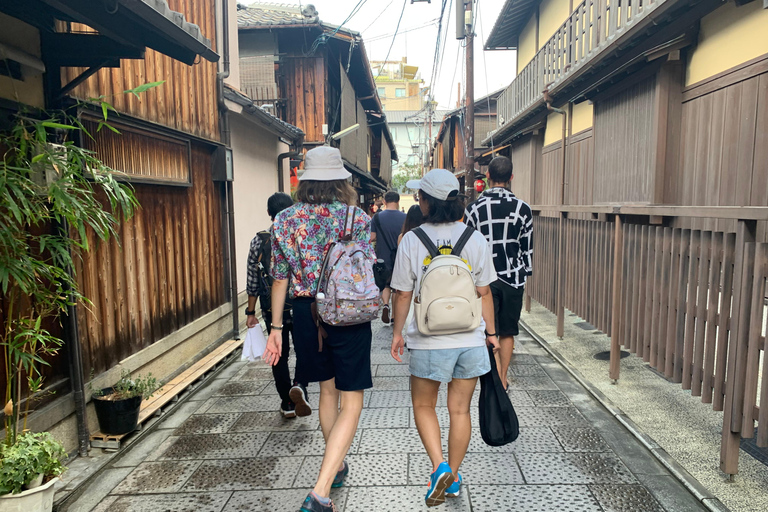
390, 169, 499, 507
262, 146, 374, 512
464, 156, 533, 389
371, 190, 406, 324
245, 192, 312, 418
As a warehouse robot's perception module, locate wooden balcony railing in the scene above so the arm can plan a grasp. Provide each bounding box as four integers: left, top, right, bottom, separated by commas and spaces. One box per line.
497, 0, 669, 128
525, 205, 768, 476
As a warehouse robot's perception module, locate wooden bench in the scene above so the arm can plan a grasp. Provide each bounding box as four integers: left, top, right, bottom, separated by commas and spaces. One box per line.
90, 338, 243, 449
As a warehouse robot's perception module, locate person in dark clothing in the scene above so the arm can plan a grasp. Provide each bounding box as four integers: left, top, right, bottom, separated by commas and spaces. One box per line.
464, 156, 533, 389
245, 192, 311, 418
371, 190, 406, 324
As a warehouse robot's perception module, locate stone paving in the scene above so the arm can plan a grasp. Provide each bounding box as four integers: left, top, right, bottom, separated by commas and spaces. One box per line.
67, 320, 708, 511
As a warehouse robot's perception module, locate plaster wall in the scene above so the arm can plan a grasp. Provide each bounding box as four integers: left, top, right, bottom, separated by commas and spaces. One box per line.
686, 1, 768, 86
0, 13, 44, 108
517, 14, 538, 71
538, 0, 570, 43
571, 101, 593, 134
230, 114, 289, 294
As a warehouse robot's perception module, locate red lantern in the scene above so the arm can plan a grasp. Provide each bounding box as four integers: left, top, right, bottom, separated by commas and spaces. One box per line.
474, 179, 486, 193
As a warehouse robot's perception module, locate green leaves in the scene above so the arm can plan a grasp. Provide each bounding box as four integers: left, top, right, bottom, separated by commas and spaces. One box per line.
0, 432, 67, 495
125, 80, 165, 99
2, 107, 138, 447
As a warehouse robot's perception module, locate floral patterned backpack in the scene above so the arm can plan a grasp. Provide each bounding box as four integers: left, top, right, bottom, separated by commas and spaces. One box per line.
315, 206, 382, 325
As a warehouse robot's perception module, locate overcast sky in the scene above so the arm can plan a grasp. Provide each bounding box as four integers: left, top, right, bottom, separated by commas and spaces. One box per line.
281, 0, 517, 109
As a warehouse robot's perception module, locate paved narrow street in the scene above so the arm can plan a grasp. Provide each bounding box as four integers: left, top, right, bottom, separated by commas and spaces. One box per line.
69, 320, 707, 512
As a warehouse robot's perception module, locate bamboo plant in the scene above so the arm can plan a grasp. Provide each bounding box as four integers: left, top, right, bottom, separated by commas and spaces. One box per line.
0, 83, 161, 453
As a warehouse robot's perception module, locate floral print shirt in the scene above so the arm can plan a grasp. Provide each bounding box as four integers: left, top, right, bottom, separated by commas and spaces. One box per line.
270, 202, 373, 297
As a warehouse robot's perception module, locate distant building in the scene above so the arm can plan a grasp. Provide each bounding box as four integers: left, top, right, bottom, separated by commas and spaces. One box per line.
432, 89, 501, 191
386, 109, 451, 175
372, 58, 425, 111
237, 2, 398, 205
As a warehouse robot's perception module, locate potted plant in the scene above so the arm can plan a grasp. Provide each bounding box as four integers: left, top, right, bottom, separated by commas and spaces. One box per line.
0, 432, 66, 511
92, 371, 157, 435
1, 84, 160, 510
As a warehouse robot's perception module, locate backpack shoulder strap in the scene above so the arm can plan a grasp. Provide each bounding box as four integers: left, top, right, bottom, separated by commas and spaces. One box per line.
412, 227, 440, 258
256, 231, 271, 264
341, 205, 355, 241
451, 226, 476, 257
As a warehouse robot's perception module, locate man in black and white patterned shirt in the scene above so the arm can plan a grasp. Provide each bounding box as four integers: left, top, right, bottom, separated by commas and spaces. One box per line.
464, 156, 533, 388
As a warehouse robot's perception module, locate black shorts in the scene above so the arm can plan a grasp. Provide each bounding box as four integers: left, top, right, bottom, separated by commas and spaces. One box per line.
491, 281, 525, 337
291, 298, 373, 391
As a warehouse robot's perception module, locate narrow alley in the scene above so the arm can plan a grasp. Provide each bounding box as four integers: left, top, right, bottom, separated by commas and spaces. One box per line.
63, 320, 706, 512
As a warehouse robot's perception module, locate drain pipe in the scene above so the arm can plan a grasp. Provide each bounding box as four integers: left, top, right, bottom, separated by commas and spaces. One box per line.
57, 219, 90, 457
277, 135, 304, 192
546, 92, 568, 338
217, 0, 239, 338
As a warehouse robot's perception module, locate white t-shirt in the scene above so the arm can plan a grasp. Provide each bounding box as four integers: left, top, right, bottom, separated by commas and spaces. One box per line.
390, 222, 497, 350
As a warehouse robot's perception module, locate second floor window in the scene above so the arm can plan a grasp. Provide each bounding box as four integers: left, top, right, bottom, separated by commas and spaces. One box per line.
377, 87, 386, 98
395, 88, 406, 98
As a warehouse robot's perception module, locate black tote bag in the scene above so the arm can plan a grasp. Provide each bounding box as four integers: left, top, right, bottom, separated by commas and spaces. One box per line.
479, 346, 520, 446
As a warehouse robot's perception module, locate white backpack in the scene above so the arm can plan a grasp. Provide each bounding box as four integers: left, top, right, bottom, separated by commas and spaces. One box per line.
412, 226, 483, 336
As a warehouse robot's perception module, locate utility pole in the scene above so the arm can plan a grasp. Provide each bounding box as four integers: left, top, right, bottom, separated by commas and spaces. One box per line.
464, 1, 476, 201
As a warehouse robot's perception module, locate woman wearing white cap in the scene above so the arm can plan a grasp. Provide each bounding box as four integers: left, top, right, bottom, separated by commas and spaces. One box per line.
390, 168, 499, 507
263, 146, 373, 512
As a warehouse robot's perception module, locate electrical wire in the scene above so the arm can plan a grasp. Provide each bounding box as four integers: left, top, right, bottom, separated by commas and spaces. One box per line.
374, 0, 408, 80
308, 0, 369, 55
361, 0, 394, 33
366, 19, 440, 42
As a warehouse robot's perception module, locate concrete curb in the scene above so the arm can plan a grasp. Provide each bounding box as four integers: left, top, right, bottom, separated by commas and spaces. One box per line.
519, 319, 731, 512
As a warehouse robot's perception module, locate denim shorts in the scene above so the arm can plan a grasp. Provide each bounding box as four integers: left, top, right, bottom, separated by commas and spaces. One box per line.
409, 346, 491, 383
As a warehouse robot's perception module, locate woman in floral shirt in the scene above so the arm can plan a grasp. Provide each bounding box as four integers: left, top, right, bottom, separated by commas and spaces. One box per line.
263, 146, 373, 512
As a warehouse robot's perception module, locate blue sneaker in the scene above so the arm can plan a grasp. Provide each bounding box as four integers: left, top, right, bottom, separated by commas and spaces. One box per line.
331, 460, 348, 488
425, 461, 454, 507
298, 493, 337, 512
446, 473, 462, 498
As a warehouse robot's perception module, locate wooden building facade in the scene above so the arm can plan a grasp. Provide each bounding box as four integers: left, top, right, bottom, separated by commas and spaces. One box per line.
236, 3, 397, 203
0, 0, 229, 449
432, 89, 501, 192
485, 0, 768, 475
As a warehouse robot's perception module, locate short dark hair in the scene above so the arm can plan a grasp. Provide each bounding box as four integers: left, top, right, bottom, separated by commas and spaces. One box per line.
384, 190, 400, 203
267, 192, 294, 220
488, 156, 513, 184
421, 191, 466, 224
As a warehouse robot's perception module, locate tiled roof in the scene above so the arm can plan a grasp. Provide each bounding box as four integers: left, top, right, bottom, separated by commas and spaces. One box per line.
224, 85, 304, 142
237, 2, 319, 27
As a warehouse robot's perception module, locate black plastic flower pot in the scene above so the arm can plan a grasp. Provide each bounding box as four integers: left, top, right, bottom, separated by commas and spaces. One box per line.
92, 387, 142, 435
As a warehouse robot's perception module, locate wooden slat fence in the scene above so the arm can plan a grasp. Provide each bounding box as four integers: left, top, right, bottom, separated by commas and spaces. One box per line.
497, 0, 668, 129
526, 205, 768, 475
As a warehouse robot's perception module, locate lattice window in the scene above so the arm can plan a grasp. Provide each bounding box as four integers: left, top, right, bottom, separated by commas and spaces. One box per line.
81, 116, 191, 186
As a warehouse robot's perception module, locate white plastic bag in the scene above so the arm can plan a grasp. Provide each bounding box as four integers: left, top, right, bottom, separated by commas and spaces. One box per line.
241, 326, 268, 362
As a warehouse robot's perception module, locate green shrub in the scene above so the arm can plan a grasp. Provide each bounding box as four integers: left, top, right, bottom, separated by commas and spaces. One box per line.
0, 432, 67, 495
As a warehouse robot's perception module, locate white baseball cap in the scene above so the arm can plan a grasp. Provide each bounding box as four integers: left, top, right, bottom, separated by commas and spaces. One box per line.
406, 168, 460, 201
299, 146, 352, 181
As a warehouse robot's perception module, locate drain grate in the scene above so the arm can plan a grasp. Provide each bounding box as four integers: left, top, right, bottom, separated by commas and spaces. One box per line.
593, 350, 630, 361
741, 427, 768, 466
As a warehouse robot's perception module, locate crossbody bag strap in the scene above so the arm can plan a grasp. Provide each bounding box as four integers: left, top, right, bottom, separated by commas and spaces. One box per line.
451, 226, 476, 257
373, 213, 394, 255
412, 227, 440, 258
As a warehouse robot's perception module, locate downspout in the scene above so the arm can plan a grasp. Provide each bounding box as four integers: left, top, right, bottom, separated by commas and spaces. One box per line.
546, 92, 568, 339
277, 134, 304, 192
217, 0, 239, 338
58, 219, 89, 458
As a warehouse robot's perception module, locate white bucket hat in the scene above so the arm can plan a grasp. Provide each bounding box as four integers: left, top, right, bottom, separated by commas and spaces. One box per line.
299, 146, 352, 181
406, 168, 460, 201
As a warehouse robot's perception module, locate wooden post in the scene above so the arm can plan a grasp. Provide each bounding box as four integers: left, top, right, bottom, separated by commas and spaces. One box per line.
609, 214, 624, 383
720, 219, 756, 476
556, 212, 565, 338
